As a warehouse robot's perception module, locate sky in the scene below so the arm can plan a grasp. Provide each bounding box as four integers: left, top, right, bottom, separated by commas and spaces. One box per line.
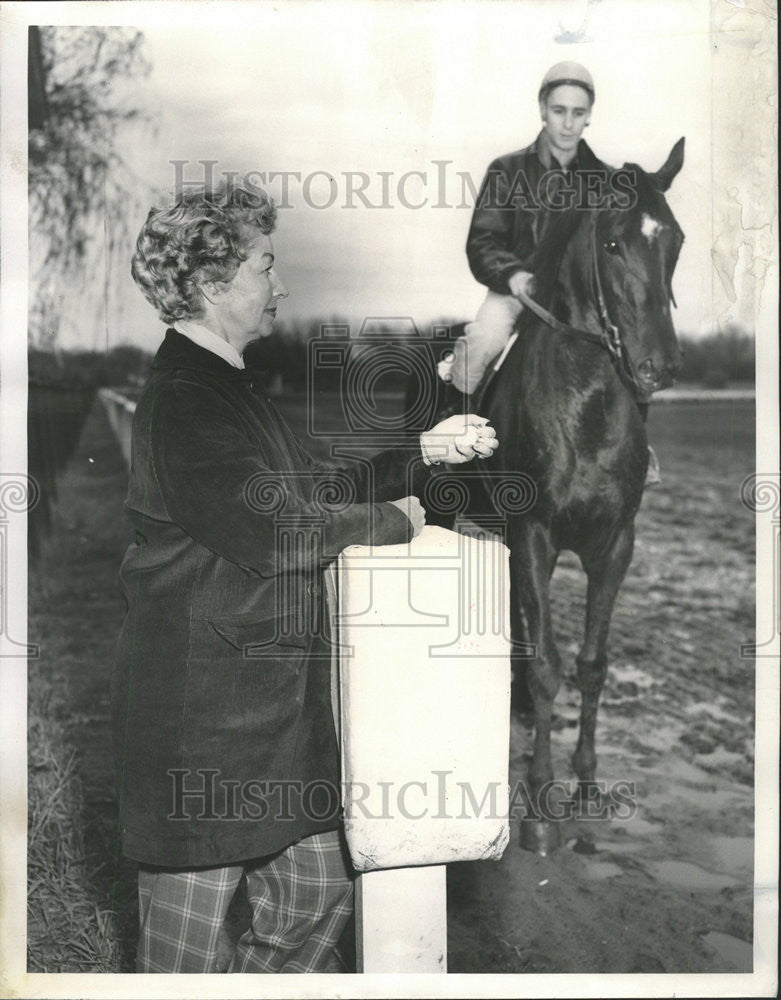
20, 0, 779, 351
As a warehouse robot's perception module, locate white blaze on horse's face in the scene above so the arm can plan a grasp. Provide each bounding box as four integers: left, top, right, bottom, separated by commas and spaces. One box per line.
640, 213, 663, 244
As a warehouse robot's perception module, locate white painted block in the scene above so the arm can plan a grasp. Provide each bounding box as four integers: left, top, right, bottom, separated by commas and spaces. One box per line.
338, 524, 511, 870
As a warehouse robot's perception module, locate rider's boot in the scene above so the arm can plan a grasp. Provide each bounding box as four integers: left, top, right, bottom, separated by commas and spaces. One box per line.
436, 351, 472, 419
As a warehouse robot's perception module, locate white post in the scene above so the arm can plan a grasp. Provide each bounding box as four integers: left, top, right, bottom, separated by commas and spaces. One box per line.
356, 866, 447, 973
336, 525, 512, 972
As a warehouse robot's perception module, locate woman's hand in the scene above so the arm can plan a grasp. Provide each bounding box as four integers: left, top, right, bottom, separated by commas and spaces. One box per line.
388, 496, 426, 536
420, 414, 499, 466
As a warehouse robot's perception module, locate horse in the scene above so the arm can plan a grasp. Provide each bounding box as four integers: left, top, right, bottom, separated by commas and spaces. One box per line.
416, 139, 685, 852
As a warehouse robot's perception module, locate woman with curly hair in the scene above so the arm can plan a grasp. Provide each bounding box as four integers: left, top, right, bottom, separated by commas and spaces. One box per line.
112, 180, 498, 974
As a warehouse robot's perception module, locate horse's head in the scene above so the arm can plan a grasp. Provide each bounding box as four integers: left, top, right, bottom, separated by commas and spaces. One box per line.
596, 138, 685, 397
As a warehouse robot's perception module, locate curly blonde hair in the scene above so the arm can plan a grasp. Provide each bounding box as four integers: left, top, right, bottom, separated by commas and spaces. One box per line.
131, 182, 277, 324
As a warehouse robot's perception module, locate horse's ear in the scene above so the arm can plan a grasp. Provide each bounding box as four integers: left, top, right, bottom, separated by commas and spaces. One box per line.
652, 137, 685, 192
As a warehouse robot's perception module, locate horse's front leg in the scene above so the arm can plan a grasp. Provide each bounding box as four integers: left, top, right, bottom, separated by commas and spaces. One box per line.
509, 520, 562, 852
573, 524, 635, 792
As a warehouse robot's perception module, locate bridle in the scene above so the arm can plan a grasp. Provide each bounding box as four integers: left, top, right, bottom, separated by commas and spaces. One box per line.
510, 214, 652, 399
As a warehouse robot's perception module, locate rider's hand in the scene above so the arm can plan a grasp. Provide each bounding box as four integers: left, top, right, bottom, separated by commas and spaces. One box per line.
507, 270, 534, 299
420, 414, 499, 466
388, 496, 426, 536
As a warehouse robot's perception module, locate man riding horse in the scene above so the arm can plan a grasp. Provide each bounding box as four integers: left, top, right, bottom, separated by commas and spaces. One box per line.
438, 61, 662, 484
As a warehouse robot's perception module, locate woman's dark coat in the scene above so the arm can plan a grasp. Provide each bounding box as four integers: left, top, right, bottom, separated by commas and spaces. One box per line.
112, 330, 429, 867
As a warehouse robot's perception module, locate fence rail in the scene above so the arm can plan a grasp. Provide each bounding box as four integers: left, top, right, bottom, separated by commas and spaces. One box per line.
98, 389, 136, 470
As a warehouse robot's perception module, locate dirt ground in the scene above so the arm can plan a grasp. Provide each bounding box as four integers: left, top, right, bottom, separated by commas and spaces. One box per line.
28, 393, 756, 975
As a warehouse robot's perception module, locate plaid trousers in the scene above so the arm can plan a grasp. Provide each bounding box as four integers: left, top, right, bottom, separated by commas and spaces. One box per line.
136, 829, 354, 973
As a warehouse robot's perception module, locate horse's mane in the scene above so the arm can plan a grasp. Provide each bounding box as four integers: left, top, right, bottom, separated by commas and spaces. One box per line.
530, 206, 587, 311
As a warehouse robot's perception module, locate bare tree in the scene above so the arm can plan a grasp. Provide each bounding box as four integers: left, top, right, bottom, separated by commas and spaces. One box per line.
28, 26, 153, 349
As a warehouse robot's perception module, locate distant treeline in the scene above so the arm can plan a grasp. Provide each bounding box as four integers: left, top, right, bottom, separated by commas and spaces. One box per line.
28, 323, 755, 391
676, 328, 755, 387
29, 345, 154, 389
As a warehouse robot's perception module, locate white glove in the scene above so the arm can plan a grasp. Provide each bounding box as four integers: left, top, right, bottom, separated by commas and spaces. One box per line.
419, 414, 499, 466
507, 270, 534, 299
388, 496, 426, 536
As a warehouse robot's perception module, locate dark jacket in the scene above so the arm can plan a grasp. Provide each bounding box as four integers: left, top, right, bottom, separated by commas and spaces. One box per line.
466, 132, 610, 294
111, 330, 430, 867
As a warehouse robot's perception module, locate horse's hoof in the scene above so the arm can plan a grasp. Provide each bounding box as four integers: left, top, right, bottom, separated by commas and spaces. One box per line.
519, 818, 561, 855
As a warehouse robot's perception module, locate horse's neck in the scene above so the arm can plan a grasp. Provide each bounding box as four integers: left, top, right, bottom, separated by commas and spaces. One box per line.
522, 294, 611, 391
519, 277, 629, 420
549, 223, 602, 335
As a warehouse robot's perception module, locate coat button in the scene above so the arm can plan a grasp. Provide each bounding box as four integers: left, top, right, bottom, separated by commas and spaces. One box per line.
306, 582, 320, 597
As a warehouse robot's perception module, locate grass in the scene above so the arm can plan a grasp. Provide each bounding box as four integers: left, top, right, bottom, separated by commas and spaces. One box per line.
27, 394, 138, 972
27, 685, 122, 973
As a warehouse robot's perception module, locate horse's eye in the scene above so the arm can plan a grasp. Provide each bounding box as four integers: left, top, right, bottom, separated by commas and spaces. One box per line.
603, 240, 620, 255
